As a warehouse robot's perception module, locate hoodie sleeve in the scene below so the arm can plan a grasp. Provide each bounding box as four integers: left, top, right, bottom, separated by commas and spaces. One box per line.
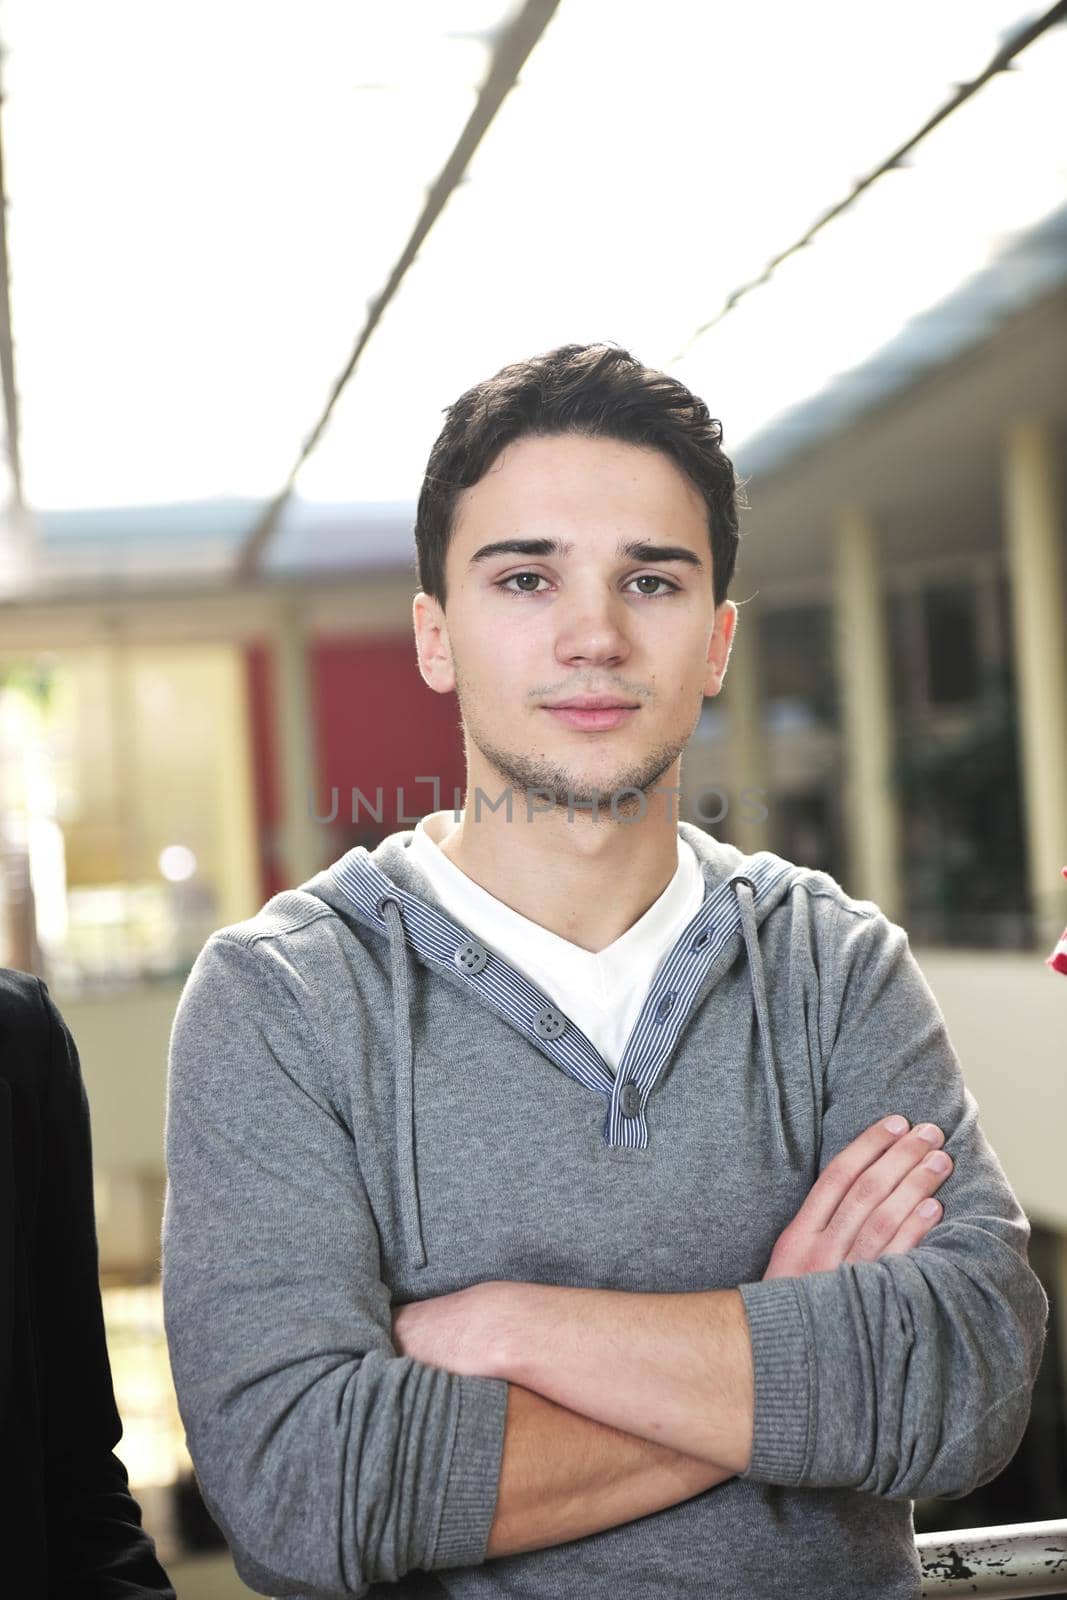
736, 895, 1049, 1502
162, 930, 508, 1598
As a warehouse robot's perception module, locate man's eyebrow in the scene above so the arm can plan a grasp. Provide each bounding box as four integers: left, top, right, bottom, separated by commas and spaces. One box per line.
468, 537, 705, 571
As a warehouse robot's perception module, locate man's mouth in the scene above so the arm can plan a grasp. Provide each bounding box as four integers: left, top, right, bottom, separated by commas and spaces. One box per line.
542, 704, 639, 731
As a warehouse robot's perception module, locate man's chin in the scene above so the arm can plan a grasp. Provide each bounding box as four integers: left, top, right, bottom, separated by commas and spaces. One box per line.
479, 780, 668, 820
465, 732, 682, 814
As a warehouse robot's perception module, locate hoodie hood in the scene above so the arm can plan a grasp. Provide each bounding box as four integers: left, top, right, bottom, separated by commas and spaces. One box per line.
300, 821, 803, 1272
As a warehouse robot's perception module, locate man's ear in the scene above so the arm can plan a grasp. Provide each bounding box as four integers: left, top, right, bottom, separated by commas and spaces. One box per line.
413, 592, 456, 696
704, 600, 738, 698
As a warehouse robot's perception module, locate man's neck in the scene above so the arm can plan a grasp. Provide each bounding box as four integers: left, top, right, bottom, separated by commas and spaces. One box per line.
424, 800, 682, 953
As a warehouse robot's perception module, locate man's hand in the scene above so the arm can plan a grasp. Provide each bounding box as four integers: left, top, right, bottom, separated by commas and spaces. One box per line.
391, 1281, 505, 1376
763, 1114, 953, 1280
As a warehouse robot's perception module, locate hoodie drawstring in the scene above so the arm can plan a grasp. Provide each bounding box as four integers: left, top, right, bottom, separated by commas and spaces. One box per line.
733, 877, 791, 1166
376, 876, 792, 1272
378, 895, 428, 1270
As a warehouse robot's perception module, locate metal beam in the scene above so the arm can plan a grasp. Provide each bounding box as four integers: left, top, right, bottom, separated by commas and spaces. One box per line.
917, 1518, 1067, 1596
0, 567, 419, 651
235, 0, 561, 578
673, 0, 1067, 362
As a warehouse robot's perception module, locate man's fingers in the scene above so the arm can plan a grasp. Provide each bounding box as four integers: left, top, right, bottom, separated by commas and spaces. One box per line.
762, 1114, 955, 1281
878, 1197, 943, 1257
795, 1116, 914, 1233
825, 1127, 951, 1258
844, 1145, 953, 1267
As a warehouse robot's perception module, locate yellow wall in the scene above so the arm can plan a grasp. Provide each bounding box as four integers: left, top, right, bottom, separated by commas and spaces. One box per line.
49, 641, 260, 928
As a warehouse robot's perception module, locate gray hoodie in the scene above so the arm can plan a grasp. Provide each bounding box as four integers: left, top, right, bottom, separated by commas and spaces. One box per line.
161, 821, 1048, 1599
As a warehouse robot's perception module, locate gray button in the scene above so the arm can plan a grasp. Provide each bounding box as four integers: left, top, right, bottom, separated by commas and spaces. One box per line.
454, 940, 488, 975
535, 1005, 566, 1039
620, 1081, 642, 1117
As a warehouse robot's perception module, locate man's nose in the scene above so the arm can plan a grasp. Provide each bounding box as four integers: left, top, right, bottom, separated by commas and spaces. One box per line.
553, 586, 632, 665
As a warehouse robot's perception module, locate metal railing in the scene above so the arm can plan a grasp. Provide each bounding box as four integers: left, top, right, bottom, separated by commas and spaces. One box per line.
917, 1519, 1067, 1596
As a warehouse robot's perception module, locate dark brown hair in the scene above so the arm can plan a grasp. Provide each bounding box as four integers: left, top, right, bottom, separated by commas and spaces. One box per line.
414, 341, 745, 609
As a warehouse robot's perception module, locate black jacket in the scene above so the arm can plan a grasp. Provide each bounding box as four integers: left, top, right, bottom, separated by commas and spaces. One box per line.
0, 967, 175, 1595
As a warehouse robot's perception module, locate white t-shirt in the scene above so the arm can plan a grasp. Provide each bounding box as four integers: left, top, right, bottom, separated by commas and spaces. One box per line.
409, 810, 706, 1073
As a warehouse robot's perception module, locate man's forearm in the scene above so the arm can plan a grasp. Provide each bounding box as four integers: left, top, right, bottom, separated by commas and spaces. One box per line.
494, 1284, 755, 1472
486, 1382, 734, 1558
390, 1282, 735, 1557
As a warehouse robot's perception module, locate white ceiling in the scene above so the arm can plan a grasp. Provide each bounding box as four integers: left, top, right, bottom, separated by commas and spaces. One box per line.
0, 0, 1064, 590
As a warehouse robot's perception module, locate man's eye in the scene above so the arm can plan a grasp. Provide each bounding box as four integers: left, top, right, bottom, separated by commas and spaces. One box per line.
629, 574, 680, 596
495, 572, 680, 596
497, 572, 547, 594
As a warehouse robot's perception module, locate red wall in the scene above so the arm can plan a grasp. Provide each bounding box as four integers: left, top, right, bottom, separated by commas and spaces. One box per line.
245, 633, 466, 902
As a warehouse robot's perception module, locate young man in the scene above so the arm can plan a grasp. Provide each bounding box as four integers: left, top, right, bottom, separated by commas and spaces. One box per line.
162, 343, 1048, 1598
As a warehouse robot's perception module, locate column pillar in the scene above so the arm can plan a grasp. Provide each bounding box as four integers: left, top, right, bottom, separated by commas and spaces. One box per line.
1002, 417, 1067, 949
103, 619, 140, 885
723, 612, 770, 851
832, 504, 903, 920
273, 598, 325, 889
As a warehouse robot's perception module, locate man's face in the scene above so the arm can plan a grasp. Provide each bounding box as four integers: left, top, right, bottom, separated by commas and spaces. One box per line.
413, 431, 736, 817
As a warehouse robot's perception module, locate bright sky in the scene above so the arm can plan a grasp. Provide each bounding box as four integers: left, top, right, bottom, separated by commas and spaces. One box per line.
1, 0, 1063, 517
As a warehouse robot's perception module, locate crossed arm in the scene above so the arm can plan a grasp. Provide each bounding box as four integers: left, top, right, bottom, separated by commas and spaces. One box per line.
392, 1114, 956, 1558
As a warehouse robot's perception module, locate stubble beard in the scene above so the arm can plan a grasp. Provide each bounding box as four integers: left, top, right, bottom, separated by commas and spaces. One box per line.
455, 682, 698, 821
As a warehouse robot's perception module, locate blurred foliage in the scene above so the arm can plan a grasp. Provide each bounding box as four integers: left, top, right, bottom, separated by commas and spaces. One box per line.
0, 658, 58, 711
